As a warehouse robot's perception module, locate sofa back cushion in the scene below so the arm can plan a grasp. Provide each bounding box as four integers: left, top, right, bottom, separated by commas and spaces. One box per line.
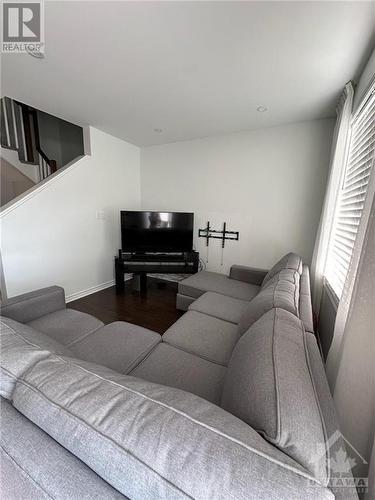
305, 333, 358, 499
222, 308, 329, 485
262, 252, 303, 286
238, 271, 300, 336
299, 265, 314, 333
1, 286, 66, 324
10, 350, 333, 499
261, 268, 300, 289
0, 316, 72, 399
1, 398, 125, 500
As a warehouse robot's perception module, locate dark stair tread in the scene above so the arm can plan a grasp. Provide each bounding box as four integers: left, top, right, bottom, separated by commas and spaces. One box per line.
1, 145, 39, 166
1, 144, 18, 152
19, 161, 39, 165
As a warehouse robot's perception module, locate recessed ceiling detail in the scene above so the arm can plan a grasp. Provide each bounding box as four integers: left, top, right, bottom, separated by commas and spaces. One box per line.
2, 2, 374, 146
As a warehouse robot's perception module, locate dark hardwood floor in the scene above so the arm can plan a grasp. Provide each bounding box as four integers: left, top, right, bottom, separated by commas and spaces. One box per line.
69, 278, 183, 334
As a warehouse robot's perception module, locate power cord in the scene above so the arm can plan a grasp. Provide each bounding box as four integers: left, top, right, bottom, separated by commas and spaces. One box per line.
199, 256, 206, 272
193, 244, 206, 272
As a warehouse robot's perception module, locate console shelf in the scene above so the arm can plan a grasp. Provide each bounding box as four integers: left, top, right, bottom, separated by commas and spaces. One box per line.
115, 250, 199, 294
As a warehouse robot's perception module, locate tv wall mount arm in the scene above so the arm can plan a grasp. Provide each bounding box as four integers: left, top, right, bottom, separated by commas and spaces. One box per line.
198, 221, 239, 248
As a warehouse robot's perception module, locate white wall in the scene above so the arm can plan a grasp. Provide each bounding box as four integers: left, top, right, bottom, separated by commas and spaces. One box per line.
1, 127, 140, 300
353, 47, 375, 112
1, 158, 35, 206
333, 196, 375, 474
141, 119, 334, 273
0, 118, 334, 298
1, 147, 40, 183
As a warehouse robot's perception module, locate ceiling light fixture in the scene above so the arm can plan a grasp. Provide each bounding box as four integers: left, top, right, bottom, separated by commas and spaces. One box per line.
256, 106, 268, 112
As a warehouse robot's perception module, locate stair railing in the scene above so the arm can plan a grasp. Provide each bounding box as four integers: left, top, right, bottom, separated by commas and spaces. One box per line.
29, 107, 58, 179
1, 97, 57, 182
37, 149, 57, 180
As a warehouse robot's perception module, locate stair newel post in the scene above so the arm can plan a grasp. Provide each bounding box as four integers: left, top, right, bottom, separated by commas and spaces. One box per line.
49, 160, 57, 174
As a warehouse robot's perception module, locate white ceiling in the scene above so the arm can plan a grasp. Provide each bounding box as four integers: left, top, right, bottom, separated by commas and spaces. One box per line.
2, 1, 375, 146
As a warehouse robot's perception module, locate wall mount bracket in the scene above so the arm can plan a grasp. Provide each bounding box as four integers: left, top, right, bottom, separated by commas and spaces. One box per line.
198, 221, 239, 248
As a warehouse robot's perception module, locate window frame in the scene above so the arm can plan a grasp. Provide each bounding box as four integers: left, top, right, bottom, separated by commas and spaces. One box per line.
323, 84, 375, 301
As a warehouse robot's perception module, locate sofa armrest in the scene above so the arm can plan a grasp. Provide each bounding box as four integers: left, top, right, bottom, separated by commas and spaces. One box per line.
1, 286, 66, 324
229, 265, 268, 286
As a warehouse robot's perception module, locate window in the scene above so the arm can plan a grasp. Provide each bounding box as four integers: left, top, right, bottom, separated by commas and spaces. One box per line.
325, 89, 375, 299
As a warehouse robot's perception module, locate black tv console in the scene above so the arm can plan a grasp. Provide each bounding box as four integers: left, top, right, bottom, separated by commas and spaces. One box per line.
115, 250, 199, 295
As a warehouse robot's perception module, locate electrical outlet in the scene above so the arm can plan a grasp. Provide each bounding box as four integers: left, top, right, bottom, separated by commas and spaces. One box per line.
96, 210, 105, 220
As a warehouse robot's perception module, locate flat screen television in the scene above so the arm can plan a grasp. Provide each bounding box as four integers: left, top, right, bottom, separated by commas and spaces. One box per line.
121, 211, 194, 253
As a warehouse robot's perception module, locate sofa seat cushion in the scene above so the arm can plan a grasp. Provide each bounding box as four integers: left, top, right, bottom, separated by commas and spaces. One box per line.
179, 270, 260, 300
27, 308, 104, 347
0, 316, 73, 400
262, 252, 303, 286
11, 353, 333, 499
163, 311, 239, 365
222, 308, 329, 485
189, 292, 249, 324
131, 343, 227, 404
69, 321, 161, 374
1, 398, 125, 499
238, 271, 300, 335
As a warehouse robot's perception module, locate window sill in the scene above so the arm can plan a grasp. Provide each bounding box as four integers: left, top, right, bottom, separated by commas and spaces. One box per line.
322, 277, 340, 311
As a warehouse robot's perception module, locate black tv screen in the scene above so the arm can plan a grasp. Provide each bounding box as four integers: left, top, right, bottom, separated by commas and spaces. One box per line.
121, 211, 194, 252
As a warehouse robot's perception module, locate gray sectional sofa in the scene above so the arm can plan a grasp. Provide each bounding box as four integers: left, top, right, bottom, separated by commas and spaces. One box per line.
0, 253, 358, 499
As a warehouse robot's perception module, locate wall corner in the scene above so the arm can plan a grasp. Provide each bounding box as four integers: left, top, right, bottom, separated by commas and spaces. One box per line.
83, 126, 92, 156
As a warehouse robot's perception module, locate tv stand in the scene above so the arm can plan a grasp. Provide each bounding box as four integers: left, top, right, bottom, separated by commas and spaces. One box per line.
115, 250, 199, 295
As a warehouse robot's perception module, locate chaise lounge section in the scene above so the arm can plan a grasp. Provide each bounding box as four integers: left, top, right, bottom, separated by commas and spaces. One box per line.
176, 252, 314, 333
1, 287, 162, 374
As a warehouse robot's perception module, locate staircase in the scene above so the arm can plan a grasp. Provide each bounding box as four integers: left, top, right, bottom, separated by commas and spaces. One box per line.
1, 97, 57, 183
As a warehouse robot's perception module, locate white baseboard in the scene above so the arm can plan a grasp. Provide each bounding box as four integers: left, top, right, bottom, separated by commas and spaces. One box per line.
65, 274, 134, 303
66, 280, 115, 303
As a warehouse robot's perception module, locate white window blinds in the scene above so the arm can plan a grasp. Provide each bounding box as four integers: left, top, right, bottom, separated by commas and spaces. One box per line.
325, 90, 375, 299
